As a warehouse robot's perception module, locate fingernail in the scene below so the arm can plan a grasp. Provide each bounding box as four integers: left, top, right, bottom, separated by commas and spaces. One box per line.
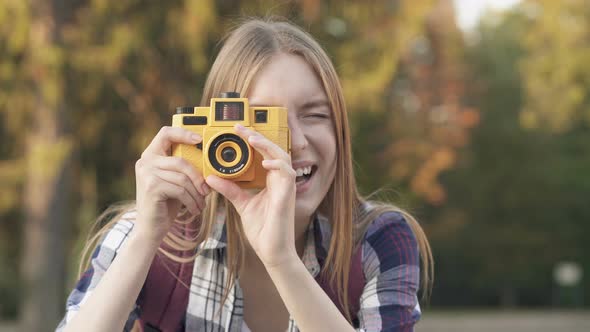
191, 134, 201, 142
235, 124, 245, 131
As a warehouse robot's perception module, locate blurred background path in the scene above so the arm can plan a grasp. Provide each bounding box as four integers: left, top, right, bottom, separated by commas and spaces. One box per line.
416, 310, 590, 332
2, 310, 589, 332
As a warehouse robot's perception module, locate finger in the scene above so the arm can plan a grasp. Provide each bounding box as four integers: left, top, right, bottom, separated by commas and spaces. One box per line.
234, 124, 290, 162
158, 181, 200, 216
261, 159, 296, 177
205, 175, 253, 211
143, 126, 202, 157
151, 155, 211, 196
248, 135, 291, 162
154, 169, 204, 211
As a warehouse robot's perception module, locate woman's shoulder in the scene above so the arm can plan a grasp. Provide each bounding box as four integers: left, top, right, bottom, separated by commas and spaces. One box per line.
360, 208, 420, 274
361, 208, 417, 246
363, 209, 412, 237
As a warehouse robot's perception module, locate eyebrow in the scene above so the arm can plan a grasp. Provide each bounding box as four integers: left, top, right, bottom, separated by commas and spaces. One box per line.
300, 99, 330, 110
250, 99, 330, 110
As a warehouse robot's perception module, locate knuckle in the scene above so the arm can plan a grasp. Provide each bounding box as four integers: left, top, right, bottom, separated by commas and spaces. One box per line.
171, 156, 187, 166
136, 160, 152, 177
169, 156, 185, 169
178, 186, 188, 197
160, 126, 172, 135
176, 157, 201, 177
157, 126, 174, 140
193, 173, 204, 185
179, 158, 193, 171
180, 173, 191, 184
144, 175, 159, 191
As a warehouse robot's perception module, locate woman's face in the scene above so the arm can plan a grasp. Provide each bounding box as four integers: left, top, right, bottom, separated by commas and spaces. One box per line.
247, 53, 337, 227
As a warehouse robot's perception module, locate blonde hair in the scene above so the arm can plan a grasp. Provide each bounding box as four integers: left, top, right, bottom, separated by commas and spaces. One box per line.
79, 17, 433, 324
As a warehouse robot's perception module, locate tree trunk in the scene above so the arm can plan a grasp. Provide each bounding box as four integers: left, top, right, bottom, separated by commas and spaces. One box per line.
19, 0, 72, 330
20, 149, 71, 331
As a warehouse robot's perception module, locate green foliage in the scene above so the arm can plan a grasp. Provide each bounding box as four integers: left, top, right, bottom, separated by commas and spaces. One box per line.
430, 6, 590, 306
519, 0, 590, 132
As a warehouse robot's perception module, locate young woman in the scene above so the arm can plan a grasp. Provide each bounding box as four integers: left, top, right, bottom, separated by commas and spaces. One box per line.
57, 18, 433, 332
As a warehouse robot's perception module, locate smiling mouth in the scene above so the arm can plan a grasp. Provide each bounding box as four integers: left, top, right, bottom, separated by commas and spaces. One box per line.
295, 165, 317, 185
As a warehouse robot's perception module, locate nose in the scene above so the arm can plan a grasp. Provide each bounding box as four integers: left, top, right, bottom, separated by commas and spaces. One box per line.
289, 116, 308, 153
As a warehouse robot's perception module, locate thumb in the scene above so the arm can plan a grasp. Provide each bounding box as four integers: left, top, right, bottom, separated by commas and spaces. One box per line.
205, 175, 250, 211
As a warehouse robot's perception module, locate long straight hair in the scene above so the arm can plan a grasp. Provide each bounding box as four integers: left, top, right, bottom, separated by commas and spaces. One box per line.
78, 17, 433, 324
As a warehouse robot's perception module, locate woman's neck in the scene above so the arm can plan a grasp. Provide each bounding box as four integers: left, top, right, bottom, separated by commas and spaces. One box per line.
294, 213, 313, 255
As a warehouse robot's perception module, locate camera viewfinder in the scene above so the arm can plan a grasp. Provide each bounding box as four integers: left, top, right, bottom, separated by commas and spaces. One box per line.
215, 102, 244, 121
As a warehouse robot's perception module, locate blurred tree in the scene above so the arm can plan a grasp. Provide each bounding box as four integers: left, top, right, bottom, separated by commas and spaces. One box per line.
385, 0, 479, 205
431, 9, 552, 307
348, 0, 478, 207
519, 0, 590, 133
518, 0, 590, 305
0, 0, 76, 329
0, 0, 29, 319
430, 6, 590, 307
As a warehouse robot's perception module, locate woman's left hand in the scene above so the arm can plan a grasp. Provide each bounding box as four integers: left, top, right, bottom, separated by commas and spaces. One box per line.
205, 124, 297, 268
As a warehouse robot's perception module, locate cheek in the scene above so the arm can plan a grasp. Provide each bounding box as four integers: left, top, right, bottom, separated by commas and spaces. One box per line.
322, 134, 337, 178
327, 130, 337, 160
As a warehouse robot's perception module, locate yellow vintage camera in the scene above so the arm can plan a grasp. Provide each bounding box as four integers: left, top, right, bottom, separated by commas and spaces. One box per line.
172, 92, 290, 189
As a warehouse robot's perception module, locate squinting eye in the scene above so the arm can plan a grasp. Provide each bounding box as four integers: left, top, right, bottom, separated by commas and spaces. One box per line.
307, 113, 330, 119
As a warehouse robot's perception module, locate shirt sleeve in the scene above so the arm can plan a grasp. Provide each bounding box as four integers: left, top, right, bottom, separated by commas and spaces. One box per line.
357, 211, 421, 332
55, 214, 140, 332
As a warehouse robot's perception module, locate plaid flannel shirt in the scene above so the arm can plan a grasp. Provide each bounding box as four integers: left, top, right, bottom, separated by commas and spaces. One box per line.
57, 209, 421, 332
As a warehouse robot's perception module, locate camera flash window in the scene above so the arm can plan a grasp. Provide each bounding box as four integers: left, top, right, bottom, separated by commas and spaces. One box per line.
255, 110, 268, 123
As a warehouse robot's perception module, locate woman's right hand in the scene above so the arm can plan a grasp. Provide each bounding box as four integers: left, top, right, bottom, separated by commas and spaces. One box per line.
134, 126, 210, 244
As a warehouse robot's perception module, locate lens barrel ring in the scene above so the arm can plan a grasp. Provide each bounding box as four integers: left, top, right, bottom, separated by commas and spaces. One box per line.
207, 133, 251, 177
215, 141, 242, 168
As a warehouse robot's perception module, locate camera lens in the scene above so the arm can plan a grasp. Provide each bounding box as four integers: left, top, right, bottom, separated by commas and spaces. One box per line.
208, 133, 251, 177
221, 147, 237, 162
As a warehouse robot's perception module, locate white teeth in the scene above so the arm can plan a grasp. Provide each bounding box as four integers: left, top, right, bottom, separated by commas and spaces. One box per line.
294, 166, 313, 176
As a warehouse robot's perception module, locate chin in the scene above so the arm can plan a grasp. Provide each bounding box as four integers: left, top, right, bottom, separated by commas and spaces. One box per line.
298, 187, 330, 214
294, 197, 317, 222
